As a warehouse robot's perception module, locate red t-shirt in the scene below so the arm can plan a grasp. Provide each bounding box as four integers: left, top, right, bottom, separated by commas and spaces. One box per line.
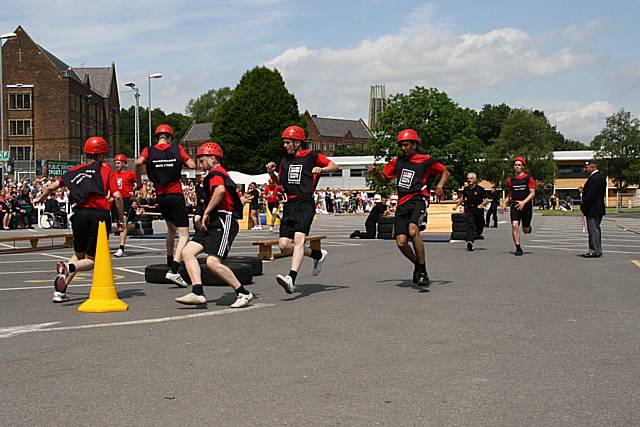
264, 184, 280, 203
140, 143, 191, 195
59, 163, 119, 211
114, 169, 136, 199
382, 154, 447, 205
208, 165, 235, 213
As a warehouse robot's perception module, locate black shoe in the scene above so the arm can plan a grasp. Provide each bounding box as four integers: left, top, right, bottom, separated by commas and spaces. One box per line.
476, 235, 484, 240
581, 253, 602, 258
467, 242, 473, 251
515, 247, 523, 256
412, 268, 419, 284
349, 231, 358, 239
492, 225, 498, 228
417, 272, 430, 288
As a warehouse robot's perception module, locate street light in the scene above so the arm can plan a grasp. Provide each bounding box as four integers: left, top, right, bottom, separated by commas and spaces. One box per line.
147, 73, 162, 147
125, 82, 141, 157
1, 32, 17, 163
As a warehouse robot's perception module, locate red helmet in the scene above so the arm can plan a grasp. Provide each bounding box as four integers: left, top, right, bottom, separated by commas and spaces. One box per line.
154, 124, 174, 137
197, 142, 223, 158
397, 129, 420, 143
84, 136, 108, 154
268, 178, 274, 185
282, 125, 305, 141
114, 154, 127, 163
514, 156, 527, 166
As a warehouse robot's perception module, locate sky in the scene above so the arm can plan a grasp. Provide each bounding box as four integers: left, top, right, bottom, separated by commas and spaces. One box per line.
2, 0, 639, 143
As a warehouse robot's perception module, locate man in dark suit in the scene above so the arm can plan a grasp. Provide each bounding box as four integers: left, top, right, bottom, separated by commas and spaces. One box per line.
580, 159, 606, 258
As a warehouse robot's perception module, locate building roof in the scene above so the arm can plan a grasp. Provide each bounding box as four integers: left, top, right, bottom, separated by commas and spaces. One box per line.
311, 116, 372, 139
553, 150, 595, 161
181, 122, 213, 143
37, 44, 82, 82
74, 67, 113, 98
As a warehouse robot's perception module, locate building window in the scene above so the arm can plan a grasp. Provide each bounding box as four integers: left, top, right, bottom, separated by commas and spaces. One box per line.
9, 146, 32, 161
9, 120, 32, 136
350, 168, 365, 177
321, 170, 343, 177
558, 164, 587, 179
8, 93, 32, 110
328, 143, 335, 151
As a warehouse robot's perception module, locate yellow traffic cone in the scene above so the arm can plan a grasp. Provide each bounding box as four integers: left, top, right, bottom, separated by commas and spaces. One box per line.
77, 221, 128, 312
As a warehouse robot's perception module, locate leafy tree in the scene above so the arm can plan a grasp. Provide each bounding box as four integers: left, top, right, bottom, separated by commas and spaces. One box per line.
481, 109, 556, 187
119, 106, 192, 156
333, 144, 370, 156
476, 103, 512, 146
591, 109, 640, 199
211, 66, 302, 173
553, 137, 588, 151
368, 87, 483, 193
186, 87, 234, 123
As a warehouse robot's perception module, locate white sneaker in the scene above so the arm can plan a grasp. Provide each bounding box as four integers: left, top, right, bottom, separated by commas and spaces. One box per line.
175, 292, 207, 305
257, 225, 263, 230
276, 274, 295, 294
52, 291, 70, 303
165, 271, 189, 288
269, 226, 273, 231
312, 249, 328, 276
114, 248, 125, 257
231, 292, 254, 308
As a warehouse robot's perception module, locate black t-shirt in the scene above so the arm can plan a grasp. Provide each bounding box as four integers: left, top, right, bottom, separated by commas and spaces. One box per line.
462, 185, 485, 210
365, 203, 387, 225
486, 191, 500, 205
249, 189, 259, 210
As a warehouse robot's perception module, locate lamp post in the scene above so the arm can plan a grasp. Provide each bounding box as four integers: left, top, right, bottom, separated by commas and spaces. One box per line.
147, 73, 162, 147
125, 82, 141, 157
0, 32, 17, 168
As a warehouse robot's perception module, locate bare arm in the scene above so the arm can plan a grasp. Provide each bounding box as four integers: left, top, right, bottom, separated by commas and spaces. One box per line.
516, 188, 536, 210
201, 186, 226, 230
266, 162, 281, 186
34, 181, 61, 205
434, 169, 450, 199
368, 164, 389, 184
312, 160, 339, 175
185, 158, 196, 169
135, 156, 146, 189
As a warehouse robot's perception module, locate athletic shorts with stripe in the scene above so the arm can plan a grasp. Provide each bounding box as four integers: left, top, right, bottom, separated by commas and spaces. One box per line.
279, 198, 315, 239
191, 211, 239, 259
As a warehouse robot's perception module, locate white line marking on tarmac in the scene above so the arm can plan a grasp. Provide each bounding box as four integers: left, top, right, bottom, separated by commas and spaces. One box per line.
526, 245, 640, 254
114, 267, 145, 275
124, 244, 160, 251
0, 303, 274, 339
0, 281, 147, 291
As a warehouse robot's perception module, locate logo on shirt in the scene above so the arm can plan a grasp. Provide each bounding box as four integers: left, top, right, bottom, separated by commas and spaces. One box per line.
288, 164, 303, 184
116, 177, 123, 189
398, 168, 415, 189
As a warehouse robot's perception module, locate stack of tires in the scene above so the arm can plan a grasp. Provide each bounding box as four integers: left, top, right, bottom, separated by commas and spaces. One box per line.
144, 256, 262, 286
377, 217, 395, 240
140, 215, 154, 236
451, 213, 466, 241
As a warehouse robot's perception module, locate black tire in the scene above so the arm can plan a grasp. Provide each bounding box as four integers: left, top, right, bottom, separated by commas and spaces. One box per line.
145, 262, 253, 286
451, 213, 466, 223
452, 222, 466, 232
223, 256, 263, 276
377, 223, 394, 233
451, 231, 467, 241
377, 231, 394, 240
378, 217, 394, 225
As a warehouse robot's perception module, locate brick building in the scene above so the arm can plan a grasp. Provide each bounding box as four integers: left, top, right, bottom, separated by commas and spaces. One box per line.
1, 26, 120, 175
180, 121, 212, 156
303, 110, 372, 156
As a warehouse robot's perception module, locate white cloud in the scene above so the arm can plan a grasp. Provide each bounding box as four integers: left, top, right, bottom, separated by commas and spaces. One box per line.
544, 101, 616, 142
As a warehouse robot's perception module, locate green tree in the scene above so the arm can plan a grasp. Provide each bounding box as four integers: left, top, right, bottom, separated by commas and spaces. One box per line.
119, 106, 192, 155
481, 109, 556, 187
368, 87, 483, 192
591, 109, 640, 202
333, 144, 370, 156
211, 66, 301, 173
476, 103, 512, 146
186, 87, 234, 123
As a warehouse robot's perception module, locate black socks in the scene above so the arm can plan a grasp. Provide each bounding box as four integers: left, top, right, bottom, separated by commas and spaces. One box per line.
235, 285, 250, 296
68, 263, 76, 273
289, 270, 298, 283
310, 249, 323, 261
415, 262, 426, 273
192, 284, 204, 296
119, 245, 125, 251
170, 261, 180, 274
167, 255, 174, 267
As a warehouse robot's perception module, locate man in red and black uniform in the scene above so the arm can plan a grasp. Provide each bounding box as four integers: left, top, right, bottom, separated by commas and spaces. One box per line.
266, 125, 339, 294
370, 129, 450, 287
113, 154, 139, 258
264, 178, 282, 231
35, 136, 124, 303
504, 156, 536, 256
136, 124, 196, 287
175, 142, 253, 308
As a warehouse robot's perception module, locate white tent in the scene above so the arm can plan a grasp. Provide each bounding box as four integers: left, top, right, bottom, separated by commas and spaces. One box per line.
228, 171, 271, 186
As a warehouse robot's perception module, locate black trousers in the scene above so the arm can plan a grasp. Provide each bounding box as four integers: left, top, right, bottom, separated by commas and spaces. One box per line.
586, 215, 603, 256
465, 209, 485, 242
351, 220, 377, 239
486, 204, 498, 226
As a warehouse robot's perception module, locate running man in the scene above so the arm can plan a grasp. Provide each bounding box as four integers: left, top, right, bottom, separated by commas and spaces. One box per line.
35, 137, 124, 303
370, 129, 450, 287
136, 124, 195, 286
175, 142, 253, 307
453, 172, 485, 251
112, 154, 139, 257
504, 156, 536, 256
264, 178, 282, 231
265, 125, 339, 294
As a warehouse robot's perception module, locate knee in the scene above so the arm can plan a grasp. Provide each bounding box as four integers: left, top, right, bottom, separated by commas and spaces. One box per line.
279, 240, 292, 251
206, 255, 222, 270
396, 236, 407, 247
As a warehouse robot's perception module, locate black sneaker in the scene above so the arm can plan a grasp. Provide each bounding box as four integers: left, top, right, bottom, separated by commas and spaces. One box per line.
467, 242, 473, 251
417, 272, 430, 288
476, 235, 484, 240
412, 268, 419, 284
515, 247, 524, 256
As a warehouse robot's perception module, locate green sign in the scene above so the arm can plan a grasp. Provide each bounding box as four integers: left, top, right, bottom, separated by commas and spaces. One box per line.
0, 151, 8, 161
45, 160, 81, 178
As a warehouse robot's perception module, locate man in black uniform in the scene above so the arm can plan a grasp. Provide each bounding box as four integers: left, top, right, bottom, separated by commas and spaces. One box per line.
504, 156, 536, 256
370, 129, 450, 287
266, 125, 339, 294
350, 194, 388, 239
580, 159, 606, 258
485, 186, 500, 228
453, 172, 485, 251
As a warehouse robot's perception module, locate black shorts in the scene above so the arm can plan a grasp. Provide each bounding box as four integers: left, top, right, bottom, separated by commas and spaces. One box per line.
191, 212, 238, 259
157, 194, 189, 227
111, 198, 136, 223
268, 202, 279, 213
394, 197, 427, 236
71, 208, 112, 257
510, 203, 533, 228
280, 198, 315, 239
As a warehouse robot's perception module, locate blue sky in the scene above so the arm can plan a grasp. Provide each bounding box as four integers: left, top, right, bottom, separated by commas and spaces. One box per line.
2, 0, 639, 142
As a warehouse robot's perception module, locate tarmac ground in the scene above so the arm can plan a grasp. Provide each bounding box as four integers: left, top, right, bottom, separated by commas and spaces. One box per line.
1, 212, 639, 426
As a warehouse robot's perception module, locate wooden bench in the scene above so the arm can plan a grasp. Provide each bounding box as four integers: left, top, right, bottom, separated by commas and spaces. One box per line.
252, 235, 327, 260
0, 233, 74, 254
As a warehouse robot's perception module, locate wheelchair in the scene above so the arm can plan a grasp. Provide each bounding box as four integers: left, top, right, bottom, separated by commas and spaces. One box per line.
39, 211, 68, 229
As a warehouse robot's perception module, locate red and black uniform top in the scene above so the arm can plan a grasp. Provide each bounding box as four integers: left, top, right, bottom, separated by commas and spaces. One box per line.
382, 153, 447, 206
264, 184, 280, 204
506, 173, 535, 206
59, 161, 119, 211
278, 150, 331, 201
201, 164, 243, 219
114, 169, 136, 199
140, 142, 191, 195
